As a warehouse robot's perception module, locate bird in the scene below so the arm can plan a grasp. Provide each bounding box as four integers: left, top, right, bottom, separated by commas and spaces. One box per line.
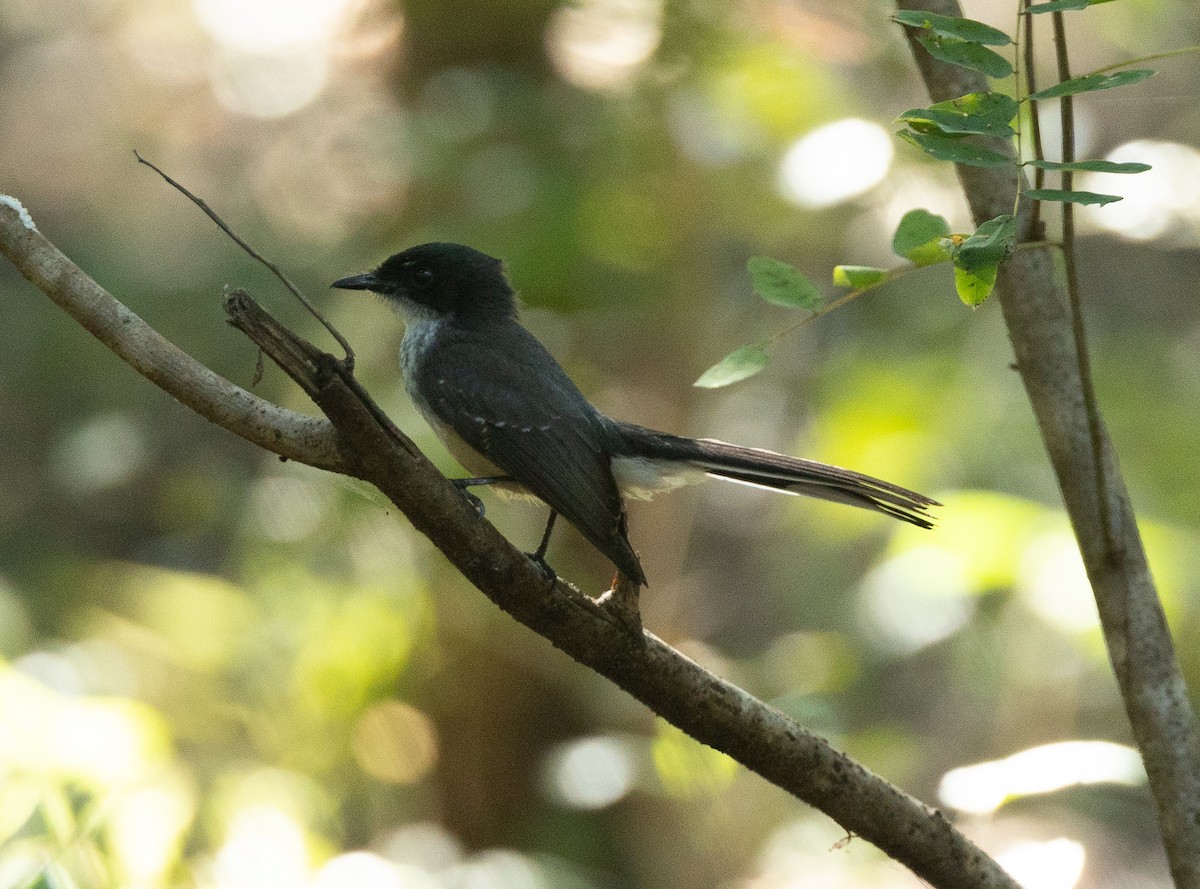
331, 243, 937, 586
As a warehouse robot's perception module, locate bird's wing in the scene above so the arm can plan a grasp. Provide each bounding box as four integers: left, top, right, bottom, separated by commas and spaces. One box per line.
414, 322, 645, 583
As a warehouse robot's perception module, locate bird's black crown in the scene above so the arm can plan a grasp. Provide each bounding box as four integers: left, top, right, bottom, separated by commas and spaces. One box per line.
332, 242, 516, 321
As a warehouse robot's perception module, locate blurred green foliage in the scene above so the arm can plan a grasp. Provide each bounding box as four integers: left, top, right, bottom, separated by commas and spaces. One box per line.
2, 0, 1199, 886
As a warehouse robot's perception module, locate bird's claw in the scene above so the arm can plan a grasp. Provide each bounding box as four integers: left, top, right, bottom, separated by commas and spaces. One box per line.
525, 550, 558, 586
454, 485, 486, 518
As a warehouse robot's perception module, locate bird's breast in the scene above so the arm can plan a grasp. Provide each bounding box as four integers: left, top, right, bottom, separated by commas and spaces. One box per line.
398, 318, 538, 501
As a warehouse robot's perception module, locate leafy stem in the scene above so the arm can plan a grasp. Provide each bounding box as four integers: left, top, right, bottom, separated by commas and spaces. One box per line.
762, 268, 908, 346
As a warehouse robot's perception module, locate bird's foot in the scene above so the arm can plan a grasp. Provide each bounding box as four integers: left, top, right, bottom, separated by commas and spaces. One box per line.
450, 481, 486, 518
524, 550, 558, 588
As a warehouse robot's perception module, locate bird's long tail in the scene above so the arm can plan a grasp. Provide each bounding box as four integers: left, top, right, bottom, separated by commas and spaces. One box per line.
613, 422, 938, 528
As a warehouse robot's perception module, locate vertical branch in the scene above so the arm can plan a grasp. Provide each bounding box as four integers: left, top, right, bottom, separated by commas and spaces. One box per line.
895, 2, 1200, 885
1050, 11, 1115, 555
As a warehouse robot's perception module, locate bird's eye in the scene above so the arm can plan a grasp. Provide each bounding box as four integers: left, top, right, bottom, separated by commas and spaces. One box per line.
413, 267, 435, 288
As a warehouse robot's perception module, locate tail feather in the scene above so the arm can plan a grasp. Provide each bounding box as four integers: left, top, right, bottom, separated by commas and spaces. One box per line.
613, 422, 938, 529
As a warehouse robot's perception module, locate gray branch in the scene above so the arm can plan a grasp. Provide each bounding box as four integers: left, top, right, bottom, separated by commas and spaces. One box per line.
0, 206, 345, 473
0, 199, 1019, 888
895, 2, 1200, 884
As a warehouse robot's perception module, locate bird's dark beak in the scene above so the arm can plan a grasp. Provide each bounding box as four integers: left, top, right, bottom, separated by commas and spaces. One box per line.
330, 272, 379, 292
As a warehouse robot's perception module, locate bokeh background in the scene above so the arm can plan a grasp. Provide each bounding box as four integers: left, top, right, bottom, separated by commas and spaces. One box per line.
3, 0, 1200, 886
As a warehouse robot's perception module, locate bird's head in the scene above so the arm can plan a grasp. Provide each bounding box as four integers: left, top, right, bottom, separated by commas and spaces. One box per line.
331, 242, 516, 322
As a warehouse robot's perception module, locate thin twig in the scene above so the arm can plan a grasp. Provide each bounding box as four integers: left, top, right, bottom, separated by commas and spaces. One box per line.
764, 265, 918, 347
133, 150, 356, 368
1087, 43, 1200, 76
1050, 12, 1117, 556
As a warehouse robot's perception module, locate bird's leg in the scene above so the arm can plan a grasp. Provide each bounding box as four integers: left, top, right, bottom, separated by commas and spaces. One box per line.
451, 475, 512, 518
527, 510, 559, 581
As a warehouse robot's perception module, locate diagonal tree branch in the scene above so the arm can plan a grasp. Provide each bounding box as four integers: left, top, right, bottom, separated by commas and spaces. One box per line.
0, 203, 345, 473
0, 197, 1019, 889
895, 2, 1200, 885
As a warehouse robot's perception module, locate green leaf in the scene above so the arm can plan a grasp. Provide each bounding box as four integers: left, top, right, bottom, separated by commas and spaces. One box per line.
954, 264, 998, 306
1025, 159, 1151, 174
1030, 69, 1154, 100
892, 209, 953, 265
902, 91, 1017, 134
930, 91, 1019, 128
951, 216, 1013, 304
897, 106, 1015, 137
908, 239, 954, 267
893, 10, 1012, 45
747, 256, 822, 309
955, 214, 1017, 272
694, 343, 772, 389
897, 129, 1013, 168
1025, 188, 1123, 205
833, 266, 888, 288
917, 35, 1014, 78
1024, 0, 1092, 13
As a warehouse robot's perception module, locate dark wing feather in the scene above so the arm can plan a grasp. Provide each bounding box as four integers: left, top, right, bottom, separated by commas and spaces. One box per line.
415, 321, 646, 584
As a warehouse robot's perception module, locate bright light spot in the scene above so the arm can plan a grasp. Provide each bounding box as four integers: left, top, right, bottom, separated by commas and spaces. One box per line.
351, 700, 439, 784
194, 0, 351, 52
214, 805, 310, 889
13, 651, 85, 695
195, 0, 365, 117
110, 781, 195, 884
544, 736, 634, 810
779, 119, 893, 208
376, 822, 463, 872
1018, 533, 1097, 633
939, 740, 1144, 815
1082, 140, 1200, 242
250, 97, 410, 238
997, 838, 1086, 889
859, 546, 974, 655
0, 667, 63, 772
0, 668, 165, 796
313, 852, 405, 889
51, 412, 147, 496
51, 699, 165, 787
546, 0, 663, 91
445, 850, 544, 889
209, 49, 329, 119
